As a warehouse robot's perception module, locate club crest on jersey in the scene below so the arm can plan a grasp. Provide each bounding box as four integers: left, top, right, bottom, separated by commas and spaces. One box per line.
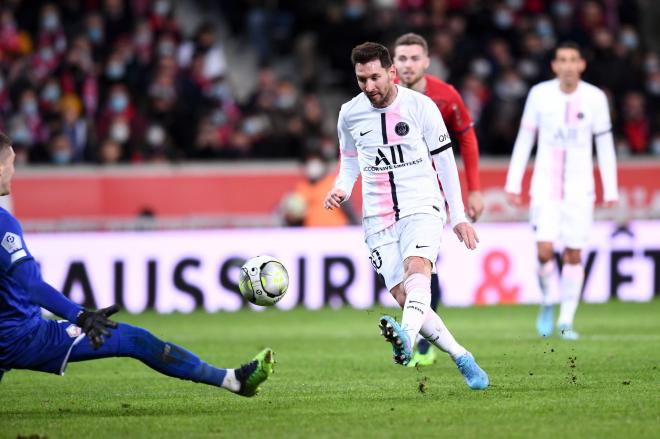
394, 122, 409, 136
66, 324, 82, 338
1, 232, 23, 253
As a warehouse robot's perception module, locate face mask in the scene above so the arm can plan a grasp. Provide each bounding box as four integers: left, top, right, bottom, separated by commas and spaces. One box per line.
471, 58, 492, 78
506, 0, 523, 10
345, 5, 365, 19
147, 125, 165, 145
88, 27, 103, 43
536, 19, 554, 38
494, 10, 514, 29
106, 63, 125, 79
620, 32, 638, 50
52, 150, 72, 164
41, 84, 60, 102
22, 100, 37, 115
11, 127, 30, 144
553, 1, 573, 18
647, 80, 660, 96
110, 122, 130, 143
40, 47, 54, 62
135, 31, 152, 46
158, 41, 176, 57
211, 110, 227, 126
644, 56, 659, 73
212, 83, 231, 101
304, 159, 326, 181
651, 137, 660, 155
110, 94, 128, 112
154, 0, 170, 16
42, 13, 59, 31
276, 93, 296, 110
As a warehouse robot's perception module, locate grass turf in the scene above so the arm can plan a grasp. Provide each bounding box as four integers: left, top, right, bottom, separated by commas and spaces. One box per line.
1, 300, 659, 439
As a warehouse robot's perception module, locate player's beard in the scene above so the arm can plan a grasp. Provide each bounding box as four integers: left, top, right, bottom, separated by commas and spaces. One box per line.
367, 84, 394, 108
400, 70, 424, 89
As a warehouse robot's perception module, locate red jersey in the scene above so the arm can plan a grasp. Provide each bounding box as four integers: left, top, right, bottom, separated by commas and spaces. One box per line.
395, 74, 481, 191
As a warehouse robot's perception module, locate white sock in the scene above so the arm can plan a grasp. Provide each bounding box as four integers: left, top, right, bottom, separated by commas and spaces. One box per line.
538, 260, 556, 306
557, 263, 584, 328
419, 310, 467, 360
400, 273, 431, 344
221, 369, 240, 392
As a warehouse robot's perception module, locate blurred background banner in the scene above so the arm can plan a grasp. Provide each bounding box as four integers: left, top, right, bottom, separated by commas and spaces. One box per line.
13, 158, 660, 229
30, 221, 659, 314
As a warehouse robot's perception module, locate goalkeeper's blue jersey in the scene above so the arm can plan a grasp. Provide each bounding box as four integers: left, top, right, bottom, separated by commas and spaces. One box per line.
0, 207, 41, 364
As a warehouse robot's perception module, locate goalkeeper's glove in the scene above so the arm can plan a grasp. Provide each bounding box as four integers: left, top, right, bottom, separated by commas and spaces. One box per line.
76, 304, 120, 350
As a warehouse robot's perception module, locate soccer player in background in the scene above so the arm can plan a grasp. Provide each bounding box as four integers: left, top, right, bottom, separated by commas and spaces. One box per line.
505, 42, 618, 340
393, 32, 483, 367
324, 42, 488, 389
0, 132, 273, 396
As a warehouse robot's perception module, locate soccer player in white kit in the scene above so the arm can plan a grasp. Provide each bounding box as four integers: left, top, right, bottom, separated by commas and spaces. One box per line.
324, 42, 488, 389
505, 42, 618, 340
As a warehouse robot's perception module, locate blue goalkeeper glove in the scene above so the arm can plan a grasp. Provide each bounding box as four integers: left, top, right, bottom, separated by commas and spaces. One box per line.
76, 304, 120, 350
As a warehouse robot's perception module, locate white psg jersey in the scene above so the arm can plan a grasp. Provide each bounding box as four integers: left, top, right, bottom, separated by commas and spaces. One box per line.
505, 79, 618, 202
335, 85, 465, 237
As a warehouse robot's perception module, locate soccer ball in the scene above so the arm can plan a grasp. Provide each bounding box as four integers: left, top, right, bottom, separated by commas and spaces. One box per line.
239, 255, 289, 306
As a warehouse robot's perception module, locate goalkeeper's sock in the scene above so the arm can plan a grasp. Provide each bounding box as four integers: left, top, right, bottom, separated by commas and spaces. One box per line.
400, 273, 431, 344
419, 310, 467, 361
538, 260, 556, 306
557, 263, 584, 328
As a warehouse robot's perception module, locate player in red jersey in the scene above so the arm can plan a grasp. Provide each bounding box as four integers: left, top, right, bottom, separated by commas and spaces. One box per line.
393, 33, 483, 367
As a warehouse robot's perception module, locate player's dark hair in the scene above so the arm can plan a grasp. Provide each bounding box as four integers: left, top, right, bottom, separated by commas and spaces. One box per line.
393, 33, 429, 54
0, 132, 12, 153
555, 41, 583, 59
351, 42, 393, 68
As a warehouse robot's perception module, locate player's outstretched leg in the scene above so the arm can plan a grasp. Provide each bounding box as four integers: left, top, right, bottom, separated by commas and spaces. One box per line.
235, 348, 275, 397
536, 304, 554, 337
454, 352, 489, 390
67, 324, 276, 396
378, 315, 412, 366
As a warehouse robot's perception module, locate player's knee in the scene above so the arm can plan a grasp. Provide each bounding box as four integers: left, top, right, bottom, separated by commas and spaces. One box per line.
403, 256, 431, 276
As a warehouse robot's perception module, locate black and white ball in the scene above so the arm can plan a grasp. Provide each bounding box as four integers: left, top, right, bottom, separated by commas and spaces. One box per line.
239, 255, 289, 306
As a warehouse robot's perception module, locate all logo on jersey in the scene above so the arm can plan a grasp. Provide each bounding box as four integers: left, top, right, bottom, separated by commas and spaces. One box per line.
364, 145, 423, 171
375, 145, 404, 166
1, 232, 22, 253
394, 122, 409, 136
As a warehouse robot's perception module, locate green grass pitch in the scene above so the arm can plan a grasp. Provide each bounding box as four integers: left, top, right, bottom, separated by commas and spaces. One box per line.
2, 301, 659, 438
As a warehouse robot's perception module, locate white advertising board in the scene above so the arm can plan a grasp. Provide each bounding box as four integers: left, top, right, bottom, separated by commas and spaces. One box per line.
27, 221, 659, 313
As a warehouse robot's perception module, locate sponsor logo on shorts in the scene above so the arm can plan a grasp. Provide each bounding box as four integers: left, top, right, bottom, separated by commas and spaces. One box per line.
66, 324, 82, 338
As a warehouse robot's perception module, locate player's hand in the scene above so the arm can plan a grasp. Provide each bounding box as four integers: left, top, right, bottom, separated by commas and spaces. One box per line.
76, 304, 120, 350
454, 222, 479, 250
323, 188, 346, 210
467, 191, 484, 222
506, 192, 523, 207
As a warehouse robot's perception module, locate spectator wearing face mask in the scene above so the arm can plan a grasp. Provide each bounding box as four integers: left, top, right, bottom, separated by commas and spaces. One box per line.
283, 153, 358, 227
96, 83, 146, 161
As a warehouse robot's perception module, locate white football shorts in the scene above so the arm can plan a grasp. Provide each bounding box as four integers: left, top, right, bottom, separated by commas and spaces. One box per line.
530, 196, 594, 249
365, 213, 444, 291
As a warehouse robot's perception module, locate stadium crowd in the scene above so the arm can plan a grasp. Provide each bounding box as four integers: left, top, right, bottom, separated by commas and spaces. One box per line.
0, 0, 658, 166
